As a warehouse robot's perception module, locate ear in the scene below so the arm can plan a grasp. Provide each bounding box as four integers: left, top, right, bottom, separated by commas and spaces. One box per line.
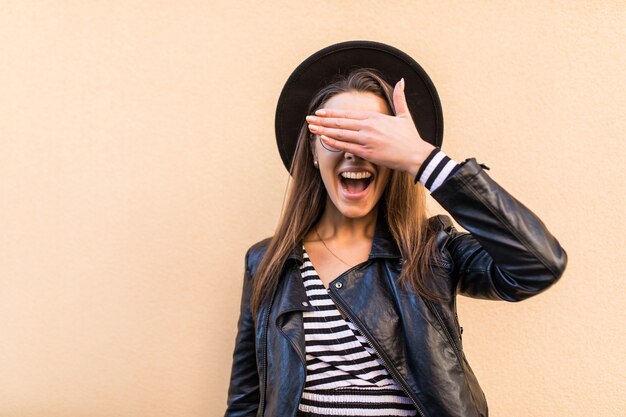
309, 134, 318, 159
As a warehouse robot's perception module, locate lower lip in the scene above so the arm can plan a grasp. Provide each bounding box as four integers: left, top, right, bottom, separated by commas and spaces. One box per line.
338, 177, 373, 201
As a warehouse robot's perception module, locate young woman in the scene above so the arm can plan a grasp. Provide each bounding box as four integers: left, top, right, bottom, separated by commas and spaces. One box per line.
224, 41, 567, 417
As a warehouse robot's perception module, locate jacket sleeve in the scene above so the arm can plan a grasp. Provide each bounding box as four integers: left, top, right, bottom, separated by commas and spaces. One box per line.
224, 249, 260, 416
431, 158, 568, 302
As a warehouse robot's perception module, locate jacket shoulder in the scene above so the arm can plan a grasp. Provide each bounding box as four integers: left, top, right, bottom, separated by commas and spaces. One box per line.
428, 214, 456, 233
427, 214, 463, 260
244, 236, 273, 275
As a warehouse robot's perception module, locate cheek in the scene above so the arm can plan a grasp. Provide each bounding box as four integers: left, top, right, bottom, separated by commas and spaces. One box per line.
320, 168, 338, 188
377, 169, 392, 189
319, 160, 343, 193
318, 152, 342, 172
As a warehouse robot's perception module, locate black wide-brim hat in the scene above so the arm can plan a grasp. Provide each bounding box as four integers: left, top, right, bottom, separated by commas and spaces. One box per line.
275, 40, 443, 172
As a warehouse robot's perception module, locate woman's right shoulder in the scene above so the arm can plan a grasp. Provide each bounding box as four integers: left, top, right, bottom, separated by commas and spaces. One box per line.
244, 236, 273, 274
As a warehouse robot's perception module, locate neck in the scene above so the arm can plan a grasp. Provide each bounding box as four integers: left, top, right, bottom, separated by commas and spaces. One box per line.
314, 199, 379, 244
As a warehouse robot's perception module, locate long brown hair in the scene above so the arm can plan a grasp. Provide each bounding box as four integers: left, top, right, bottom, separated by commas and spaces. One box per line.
250, 68, 447, 317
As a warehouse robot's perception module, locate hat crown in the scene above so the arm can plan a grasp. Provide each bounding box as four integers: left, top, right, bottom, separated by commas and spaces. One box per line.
275, 40, 443, 173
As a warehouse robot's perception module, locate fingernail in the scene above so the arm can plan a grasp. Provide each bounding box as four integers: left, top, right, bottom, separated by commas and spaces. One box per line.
306, 115, 316, 122
315, 109, 326, 116
400, 78, 405, 90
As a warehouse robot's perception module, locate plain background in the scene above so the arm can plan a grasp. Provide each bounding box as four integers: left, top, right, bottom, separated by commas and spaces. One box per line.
0, 1, 624, 416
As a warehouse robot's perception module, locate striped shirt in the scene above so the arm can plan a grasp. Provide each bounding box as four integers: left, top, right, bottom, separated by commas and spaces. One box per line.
297, 247, 418, 417
295, 150, 459, 416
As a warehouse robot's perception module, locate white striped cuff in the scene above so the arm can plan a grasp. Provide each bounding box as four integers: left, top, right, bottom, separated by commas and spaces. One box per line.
418, 150, 460, 192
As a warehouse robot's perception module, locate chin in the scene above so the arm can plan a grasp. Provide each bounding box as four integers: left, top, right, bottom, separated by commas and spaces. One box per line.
331, 197, 380, 219
339, 206, 374, 218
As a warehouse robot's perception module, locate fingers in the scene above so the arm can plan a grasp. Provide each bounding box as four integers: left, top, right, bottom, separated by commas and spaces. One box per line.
313, 108, 371, 120
306, 115, 362, 131
393, 78, 410, 118
308, 123, 363, 144
305, 110, 370, 144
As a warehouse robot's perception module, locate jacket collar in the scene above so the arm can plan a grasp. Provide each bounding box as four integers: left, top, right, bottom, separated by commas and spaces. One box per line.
285, 204, 402, 264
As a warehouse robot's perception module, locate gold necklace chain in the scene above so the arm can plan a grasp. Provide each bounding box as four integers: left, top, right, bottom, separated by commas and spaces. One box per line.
314, 225, 354, 268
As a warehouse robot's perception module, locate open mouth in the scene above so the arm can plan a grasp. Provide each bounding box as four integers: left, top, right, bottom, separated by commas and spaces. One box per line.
339, 174, 373, 195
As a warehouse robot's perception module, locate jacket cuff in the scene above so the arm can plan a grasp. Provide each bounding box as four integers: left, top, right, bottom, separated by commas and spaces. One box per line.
414, 148, 461, 192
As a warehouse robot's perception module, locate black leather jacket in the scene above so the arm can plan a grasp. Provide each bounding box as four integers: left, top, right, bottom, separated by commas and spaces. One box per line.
225, 158, 567, 417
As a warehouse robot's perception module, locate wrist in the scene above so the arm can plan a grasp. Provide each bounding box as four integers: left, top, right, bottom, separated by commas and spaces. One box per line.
407, 143, 437, 178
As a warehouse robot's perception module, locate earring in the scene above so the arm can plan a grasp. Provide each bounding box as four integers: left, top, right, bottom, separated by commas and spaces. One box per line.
313, 159, 319, 169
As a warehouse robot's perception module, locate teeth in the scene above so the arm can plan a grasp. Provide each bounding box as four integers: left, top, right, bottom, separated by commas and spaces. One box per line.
340, 171, 372, 179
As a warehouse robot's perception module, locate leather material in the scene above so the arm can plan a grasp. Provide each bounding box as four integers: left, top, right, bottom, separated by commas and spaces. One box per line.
225, 158, 567, 417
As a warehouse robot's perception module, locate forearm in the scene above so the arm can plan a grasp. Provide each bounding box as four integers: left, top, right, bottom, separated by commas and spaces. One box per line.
431, 158, 568, 300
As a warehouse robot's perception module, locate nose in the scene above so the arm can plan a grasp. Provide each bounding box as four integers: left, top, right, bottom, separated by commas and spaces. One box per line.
343, 150, 361, 160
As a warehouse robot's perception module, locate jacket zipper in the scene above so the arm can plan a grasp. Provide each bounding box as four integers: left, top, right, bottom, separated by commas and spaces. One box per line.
326, 264, 429, 417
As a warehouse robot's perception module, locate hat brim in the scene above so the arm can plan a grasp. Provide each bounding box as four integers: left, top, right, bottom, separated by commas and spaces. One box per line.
275, 40, 444, 173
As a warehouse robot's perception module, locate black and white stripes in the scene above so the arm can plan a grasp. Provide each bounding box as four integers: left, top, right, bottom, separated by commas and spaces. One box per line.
297, 247, 417, 417
414, 147, 460, 192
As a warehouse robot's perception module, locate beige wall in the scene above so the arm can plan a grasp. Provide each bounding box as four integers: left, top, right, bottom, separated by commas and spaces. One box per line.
0, 1, 624, 416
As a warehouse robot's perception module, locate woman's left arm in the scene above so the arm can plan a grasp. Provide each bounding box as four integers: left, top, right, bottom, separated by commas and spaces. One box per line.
307, 78, 567, 301
428, 155, 568, 301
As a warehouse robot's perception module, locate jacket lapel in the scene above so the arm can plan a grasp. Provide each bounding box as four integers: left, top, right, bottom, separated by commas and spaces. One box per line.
273, 205, 403, 367
274, 249, 312, 366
